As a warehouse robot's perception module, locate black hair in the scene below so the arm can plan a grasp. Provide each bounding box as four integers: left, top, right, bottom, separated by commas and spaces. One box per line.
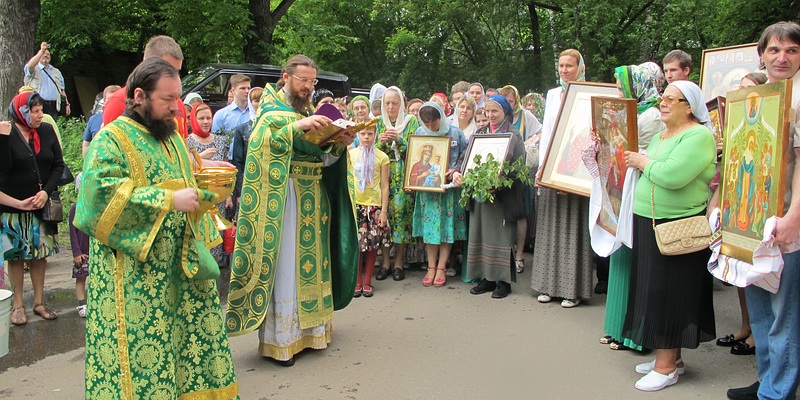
125, 58, 179, 101
757, 22, 800, 69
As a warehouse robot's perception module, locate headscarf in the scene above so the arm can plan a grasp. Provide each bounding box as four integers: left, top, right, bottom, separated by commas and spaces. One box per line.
417, 101, 450, 135
614, 64, 661, 114
638, 62, 666, 94
381, 86, 413, 132
669, 80, 712, 130
189, 102, 212, 138
430, 92, 451, 116
357, 139, 376, 193
469, 82, 487, 109
485, 95, 514, 133
559, 51, 586, 92
350, 95, 370, 120
9, 91, 42, 154
248, 87, 263, 121
312, 88, 334, 107
369, 83, 387, 106
183, 92, 203, 106
501, 85, 522, 114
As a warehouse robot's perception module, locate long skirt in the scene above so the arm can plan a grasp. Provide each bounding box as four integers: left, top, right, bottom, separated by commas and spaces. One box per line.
258, 178, 331, 361
465, 201, 515, 283
530, 188, 593, 300
603, 246, 642, 350
622, 214, 715, 349
1, 212, 59, 261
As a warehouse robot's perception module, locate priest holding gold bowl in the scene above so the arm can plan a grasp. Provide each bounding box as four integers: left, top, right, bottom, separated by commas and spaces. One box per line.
75, 58, 239, 399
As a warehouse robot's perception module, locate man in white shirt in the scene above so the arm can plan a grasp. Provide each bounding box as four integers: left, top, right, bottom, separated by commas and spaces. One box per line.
24, 41, 70, 120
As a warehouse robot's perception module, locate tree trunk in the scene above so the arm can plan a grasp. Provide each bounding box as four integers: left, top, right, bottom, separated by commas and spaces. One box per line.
0, 0, 40, 106
527, 1, 544, 92
244, 0, 297, 64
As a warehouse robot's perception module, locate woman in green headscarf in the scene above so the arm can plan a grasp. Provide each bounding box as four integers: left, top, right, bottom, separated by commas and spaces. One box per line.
587, 62, 666, 351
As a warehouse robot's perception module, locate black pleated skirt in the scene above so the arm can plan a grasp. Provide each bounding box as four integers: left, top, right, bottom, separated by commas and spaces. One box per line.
622, 213, 716, 349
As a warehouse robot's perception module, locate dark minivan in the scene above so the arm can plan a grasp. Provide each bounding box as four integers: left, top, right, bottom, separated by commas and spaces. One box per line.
181, 63, 352, 112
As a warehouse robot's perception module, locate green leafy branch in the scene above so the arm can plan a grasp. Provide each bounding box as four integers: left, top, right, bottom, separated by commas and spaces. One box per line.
459, 154, 532, 208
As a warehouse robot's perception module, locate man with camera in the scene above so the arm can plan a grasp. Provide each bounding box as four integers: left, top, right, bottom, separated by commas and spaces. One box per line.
24, 41, 70, 120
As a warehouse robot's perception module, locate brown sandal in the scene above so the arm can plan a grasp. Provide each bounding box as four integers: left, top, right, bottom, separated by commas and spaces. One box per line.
32, 303, 57, 320
11, 305, 27, 326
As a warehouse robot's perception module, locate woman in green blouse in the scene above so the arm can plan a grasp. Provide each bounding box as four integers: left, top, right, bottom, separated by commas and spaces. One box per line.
622, 80, 717, 392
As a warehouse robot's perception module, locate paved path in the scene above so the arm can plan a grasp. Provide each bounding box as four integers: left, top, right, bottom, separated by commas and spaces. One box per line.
0, 253, 757, 399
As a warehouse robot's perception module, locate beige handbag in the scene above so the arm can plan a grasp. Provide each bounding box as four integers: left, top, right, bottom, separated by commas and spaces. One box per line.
651, 184, 711, 255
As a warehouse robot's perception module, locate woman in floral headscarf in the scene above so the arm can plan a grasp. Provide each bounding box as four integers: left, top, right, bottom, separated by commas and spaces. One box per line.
375, 86, 420, 281
1, 91, 65, 325
531, 48, 593, 308
585, 62, 666, 352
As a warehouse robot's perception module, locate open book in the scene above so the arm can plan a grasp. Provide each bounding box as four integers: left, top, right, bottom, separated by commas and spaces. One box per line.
301, 104, 380, 146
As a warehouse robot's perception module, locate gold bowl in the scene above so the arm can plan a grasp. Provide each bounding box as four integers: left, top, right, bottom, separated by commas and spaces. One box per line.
194, 167, 237, 230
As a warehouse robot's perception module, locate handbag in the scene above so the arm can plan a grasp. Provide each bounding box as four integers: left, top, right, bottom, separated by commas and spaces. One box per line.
41, 190, 64, 223
59, 164, 75, 186
650, 183, 710, 255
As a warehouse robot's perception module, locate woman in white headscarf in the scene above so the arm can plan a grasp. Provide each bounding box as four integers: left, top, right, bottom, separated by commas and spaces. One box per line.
621, 80, 716, 392
375, 86, 420, 281
467, 82, 487, 110
531, 48, 594, 309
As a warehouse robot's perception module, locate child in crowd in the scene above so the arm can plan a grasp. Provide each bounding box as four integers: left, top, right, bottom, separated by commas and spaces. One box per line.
412, 102, 467, 287
349, 125, 391, 297
474, 109, 489, 132
68, 173, 89, 317
423, 155, 442, 187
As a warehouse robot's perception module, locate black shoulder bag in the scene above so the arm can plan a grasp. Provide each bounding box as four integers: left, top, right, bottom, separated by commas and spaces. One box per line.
17, 130, 64, 223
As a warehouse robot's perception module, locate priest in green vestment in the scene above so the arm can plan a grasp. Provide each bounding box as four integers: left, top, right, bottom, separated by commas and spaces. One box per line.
75, 58, 239, 399
225, 54, 358, 366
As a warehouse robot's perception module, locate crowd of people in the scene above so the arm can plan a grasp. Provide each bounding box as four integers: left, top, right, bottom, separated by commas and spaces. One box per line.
0, 20, 799, 399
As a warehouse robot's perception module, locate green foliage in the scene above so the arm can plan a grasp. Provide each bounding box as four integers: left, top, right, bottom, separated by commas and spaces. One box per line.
459, 154, 532, 208
55, 117, 86, 233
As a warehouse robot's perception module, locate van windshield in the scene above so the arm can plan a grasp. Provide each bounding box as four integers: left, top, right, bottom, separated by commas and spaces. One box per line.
181, 65, 216, 95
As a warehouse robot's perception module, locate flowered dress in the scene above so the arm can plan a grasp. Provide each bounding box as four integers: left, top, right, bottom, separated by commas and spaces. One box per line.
187, 134, 232, 260
376, 117, 419, 243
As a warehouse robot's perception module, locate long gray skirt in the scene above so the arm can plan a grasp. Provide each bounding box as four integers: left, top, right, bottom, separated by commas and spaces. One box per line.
466, 201, 515, 283
530, 188, 593, 300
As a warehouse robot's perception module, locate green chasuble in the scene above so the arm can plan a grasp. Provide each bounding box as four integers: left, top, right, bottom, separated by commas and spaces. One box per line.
226, 85, 358, 336
75, 116, 239, 400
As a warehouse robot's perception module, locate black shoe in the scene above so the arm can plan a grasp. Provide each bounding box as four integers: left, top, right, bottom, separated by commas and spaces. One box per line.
375, 267, 389, 281
727, 381, 759, 400
491, 281, 511, 299
716, 333, 741, 347
731, 341, 756, 355
392, 268, 405, 281
470, 279, 496, 295
272, 357, 295, 367
594, 280, 608, 294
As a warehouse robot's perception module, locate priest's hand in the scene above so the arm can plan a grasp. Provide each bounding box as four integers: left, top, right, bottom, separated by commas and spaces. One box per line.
338, 130, 357, 147
173, 188, 199, 212
0, 121, 11, 135
202, 159, 235, 168
297, 115, 331, 132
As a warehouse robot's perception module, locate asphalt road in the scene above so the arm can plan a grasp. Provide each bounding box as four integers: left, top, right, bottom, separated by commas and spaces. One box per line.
0, 252, 757, 399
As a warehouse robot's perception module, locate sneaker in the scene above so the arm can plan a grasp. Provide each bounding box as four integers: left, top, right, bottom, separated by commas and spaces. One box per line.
636, 358, 685, 375
635, 369, 679, 391
537, 293, 552, 303
445, 267, 457, 277
561, 298, 581, 308
77, 305, 87, 318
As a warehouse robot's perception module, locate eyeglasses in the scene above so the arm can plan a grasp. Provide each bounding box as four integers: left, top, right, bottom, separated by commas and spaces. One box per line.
291, 74, 318, 86
657, 96, 689, 105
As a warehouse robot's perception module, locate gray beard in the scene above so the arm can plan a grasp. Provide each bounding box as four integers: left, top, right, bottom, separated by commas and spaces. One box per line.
284, 88, 312, 114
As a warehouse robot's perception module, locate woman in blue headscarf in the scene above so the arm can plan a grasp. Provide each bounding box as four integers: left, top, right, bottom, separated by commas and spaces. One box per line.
465, 95, 526, 299
411, 102, 468, 287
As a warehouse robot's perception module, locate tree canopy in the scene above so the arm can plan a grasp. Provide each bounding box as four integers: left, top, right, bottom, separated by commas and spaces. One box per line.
27, 0, 800, 98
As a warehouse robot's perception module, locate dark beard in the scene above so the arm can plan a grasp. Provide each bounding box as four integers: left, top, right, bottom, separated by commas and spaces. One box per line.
139, 105, 176, 142
285, 88, 312, 114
